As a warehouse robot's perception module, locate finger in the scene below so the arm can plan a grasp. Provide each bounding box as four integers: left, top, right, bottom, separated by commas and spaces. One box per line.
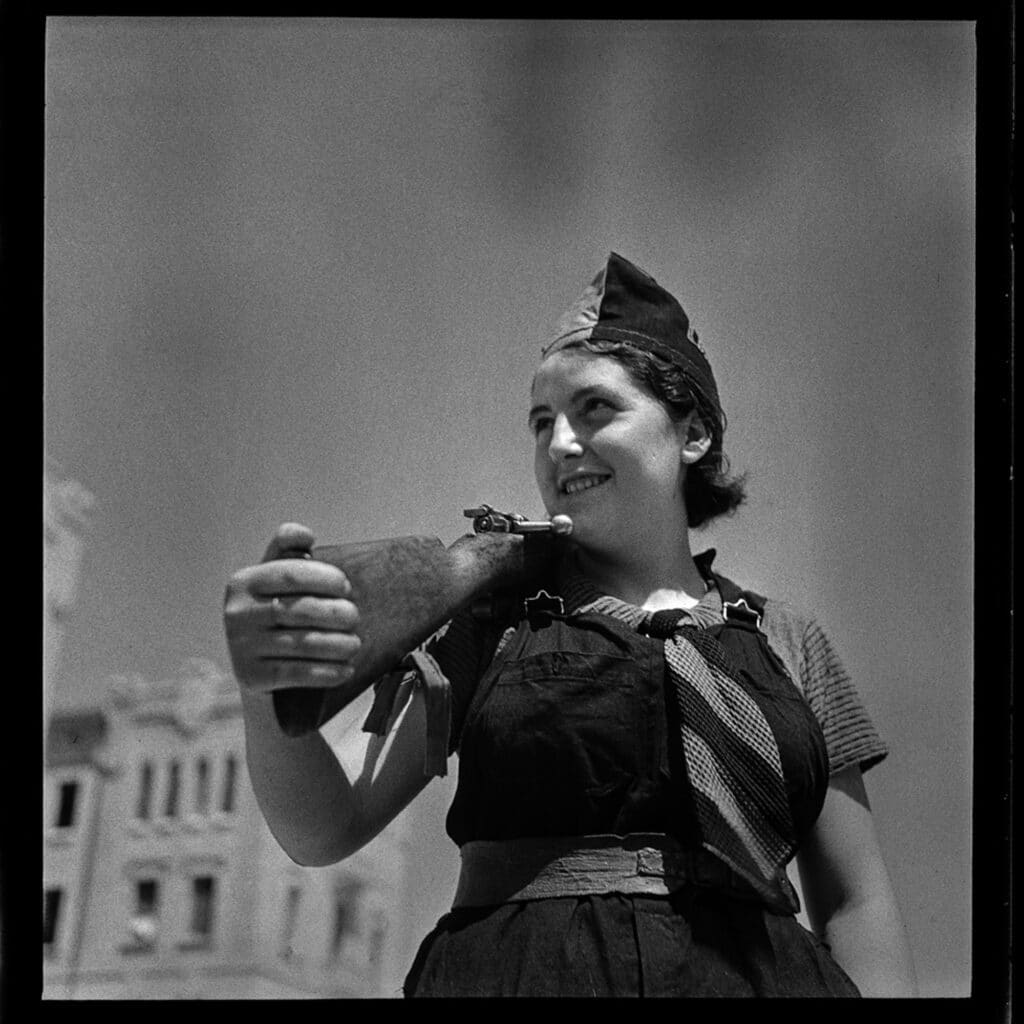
255, 629, 363, 663
262, 522, 316, 563
267, 660, 356, 690
262, 596, 360, 631
238, 559, 352, 599
238, 659, 356, 692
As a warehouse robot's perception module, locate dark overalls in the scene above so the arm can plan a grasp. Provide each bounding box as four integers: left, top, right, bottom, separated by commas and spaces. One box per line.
404, 571, 859, 997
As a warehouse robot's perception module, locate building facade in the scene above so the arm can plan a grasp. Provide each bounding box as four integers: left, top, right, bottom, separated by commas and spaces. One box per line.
43, 461, 95, 737
44, 660, 412, 999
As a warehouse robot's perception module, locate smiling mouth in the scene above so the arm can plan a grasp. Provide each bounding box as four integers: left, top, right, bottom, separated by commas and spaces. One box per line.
561, 475, 611, 496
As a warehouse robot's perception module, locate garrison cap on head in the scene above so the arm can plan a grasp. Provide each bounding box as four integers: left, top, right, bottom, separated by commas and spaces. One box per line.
542, 252, 722, 422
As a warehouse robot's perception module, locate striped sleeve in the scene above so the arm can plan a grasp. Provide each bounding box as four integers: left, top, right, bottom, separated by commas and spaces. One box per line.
797, 618, 889, 776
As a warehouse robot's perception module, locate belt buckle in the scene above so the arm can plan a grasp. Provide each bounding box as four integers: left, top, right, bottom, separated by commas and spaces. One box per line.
635, 848, 664, 877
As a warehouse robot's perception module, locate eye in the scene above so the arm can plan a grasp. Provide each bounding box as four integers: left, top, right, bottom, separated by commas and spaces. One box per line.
530, 415, 553, 437
582, 396, 614, 415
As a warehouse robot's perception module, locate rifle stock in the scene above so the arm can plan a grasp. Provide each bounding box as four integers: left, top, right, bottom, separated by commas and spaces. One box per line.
272, 530, 558, 736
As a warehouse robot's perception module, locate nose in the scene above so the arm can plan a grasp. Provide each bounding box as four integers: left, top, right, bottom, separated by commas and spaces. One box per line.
547, 413, 584, 463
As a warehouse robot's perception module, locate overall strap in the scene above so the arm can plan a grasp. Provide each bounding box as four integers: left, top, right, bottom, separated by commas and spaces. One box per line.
707, 573, 801, 692
457, 582, 555, 744
711, 571, 768, 632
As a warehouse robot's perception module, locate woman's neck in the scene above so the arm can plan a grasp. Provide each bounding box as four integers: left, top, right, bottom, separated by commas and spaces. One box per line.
571, 534, 708, 610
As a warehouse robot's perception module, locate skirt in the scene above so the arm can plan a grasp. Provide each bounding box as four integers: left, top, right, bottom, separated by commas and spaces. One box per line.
403, 888, 861, 998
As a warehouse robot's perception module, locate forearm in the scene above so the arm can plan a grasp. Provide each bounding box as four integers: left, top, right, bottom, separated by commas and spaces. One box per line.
820, 895, 918, 998
240, 689, 361, 866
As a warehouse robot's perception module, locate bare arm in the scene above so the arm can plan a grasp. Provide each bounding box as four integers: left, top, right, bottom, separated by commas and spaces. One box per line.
225, 523, 434, 866
796, 766, 918, 997
239, 681, 432, 864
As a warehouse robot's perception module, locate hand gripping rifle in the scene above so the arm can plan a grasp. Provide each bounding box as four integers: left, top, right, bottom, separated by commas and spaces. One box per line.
272, 506, 573, 737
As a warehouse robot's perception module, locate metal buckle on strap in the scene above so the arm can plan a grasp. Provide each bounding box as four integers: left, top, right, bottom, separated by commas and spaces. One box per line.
721, 596, 763, 630
523, 589, 565, 629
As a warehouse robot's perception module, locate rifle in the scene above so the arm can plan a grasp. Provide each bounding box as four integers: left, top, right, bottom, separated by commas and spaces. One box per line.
272, 506, 573, 736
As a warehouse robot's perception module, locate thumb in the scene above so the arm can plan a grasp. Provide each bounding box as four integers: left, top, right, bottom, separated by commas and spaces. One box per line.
262, 522, 315, 563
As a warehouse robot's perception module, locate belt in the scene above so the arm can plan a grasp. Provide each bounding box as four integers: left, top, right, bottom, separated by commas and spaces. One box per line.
452, 833, 757, 909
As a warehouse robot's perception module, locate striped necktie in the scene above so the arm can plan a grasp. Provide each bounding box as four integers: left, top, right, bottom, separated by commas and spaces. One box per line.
568, 589, 799, 913
657, 618, 798, 913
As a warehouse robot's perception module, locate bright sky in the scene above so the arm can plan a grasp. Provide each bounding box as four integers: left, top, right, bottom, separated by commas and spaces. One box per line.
45, 19, 974, 995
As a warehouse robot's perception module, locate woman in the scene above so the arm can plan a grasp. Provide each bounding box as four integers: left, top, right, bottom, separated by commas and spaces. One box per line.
223, 253, 917, 997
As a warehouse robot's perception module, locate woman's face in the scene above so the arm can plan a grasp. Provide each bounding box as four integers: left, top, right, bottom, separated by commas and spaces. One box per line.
529, 350, 690, 552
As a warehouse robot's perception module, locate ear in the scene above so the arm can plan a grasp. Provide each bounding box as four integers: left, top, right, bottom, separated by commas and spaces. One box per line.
679, 415, 712, 466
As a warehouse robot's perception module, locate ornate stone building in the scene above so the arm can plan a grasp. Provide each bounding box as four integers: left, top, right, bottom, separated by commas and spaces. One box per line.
43, 461, 95, 736
44, 660, 412, 999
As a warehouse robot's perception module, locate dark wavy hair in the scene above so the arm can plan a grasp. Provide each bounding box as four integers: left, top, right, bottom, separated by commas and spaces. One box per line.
557, 337, 747, 529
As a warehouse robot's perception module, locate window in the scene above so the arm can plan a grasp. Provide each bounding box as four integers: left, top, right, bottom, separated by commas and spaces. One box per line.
137, 879, 158, 915
220, 754, 236, 814
329, 899, 352, 959
329, 881, 362, 960
136, 762, 154, 820
194, 758, 210, 815
43, 888, 63, 954
279, 885, 301, 960
119, 865, 172, 956
54, 781, 78, 828
189, 876, 216, 940
129, 878, 159, 949
367, 910, 387, 966
164, 761, 180, 818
